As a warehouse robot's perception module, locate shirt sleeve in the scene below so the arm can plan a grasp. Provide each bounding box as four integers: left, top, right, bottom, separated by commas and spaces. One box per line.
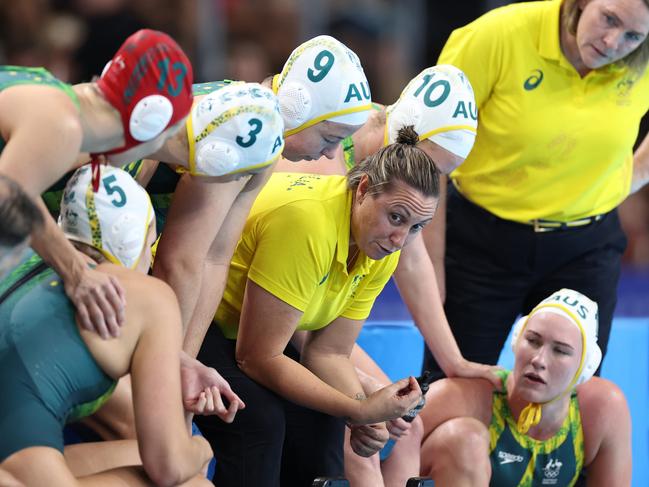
247, 200, 336, 312
341, 252, 400, 321
438, 11, 504, 109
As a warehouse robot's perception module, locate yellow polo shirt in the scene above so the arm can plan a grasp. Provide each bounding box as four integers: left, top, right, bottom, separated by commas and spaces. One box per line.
440, 0, 649, 223
215, 173, 400, 339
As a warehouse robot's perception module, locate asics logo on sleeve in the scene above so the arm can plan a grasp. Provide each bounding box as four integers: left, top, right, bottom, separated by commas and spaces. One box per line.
523, 69, 544, 91
498, 450, 525, 465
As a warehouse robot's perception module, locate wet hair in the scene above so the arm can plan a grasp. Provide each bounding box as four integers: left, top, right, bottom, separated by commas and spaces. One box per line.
347, 125, 440, 198
562, 0, 649, 73
0, 175, 43, 247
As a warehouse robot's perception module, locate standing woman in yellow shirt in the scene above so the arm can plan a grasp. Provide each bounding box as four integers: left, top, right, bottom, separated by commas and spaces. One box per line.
423, 0, 649, 382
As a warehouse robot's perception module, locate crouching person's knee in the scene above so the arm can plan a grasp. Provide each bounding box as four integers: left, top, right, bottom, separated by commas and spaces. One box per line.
421, 417, 490, 485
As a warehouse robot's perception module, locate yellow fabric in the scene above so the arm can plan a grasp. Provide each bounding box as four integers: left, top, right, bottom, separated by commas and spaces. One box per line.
215, 173, 400, 339
186, 102, 197, 174
439, 0, 649, 223
517, 402, 543, 435
283, 103, 374, 137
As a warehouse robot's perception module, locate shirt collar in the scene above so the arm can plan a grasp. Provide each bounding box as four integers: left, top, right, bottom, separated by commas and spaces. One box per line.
538, 0, 571, 68
539, 0, 627, 75
336, 189, 373, 276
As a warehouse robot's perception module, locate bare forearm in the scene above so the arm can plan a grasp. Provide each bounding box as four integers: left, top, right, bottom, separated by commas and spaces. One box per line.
630, 132, 649, 193
152, 254, 202, 331
394, 237, 462, 375
151, 173, 241, 333
240, 353, 361, 419
424, 175, 447, 296
183, 262, 229, 357
178, 174, 262, 355
142, 435, 212, 487
349, 344, 391, 394
176, 436, 213, 481
301, 349, 367, 399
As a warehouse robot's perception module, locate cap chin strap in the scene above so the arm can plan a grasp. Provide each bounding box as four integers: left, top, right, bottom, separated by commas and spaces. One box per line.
89, 95, 173, 193
90, 156, 102, 192
283, 104, 371, 137
516, 404, 543, 435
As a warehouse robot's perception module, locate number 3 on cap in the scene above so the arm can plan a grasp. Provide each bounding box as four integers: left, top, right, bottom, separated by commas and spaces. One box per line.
237, 118, 263, 148
307, 50, 335, 83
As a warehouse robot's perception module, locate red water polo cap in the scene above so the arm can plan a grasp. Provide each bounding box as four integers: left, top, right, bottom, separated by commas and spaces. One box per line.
96, 29, 193, 155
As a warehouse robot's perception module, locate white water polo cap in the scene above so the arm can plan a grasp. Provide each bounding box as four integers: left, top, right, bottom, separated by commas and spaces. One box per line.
511, 289, 601, 434
512, 288, 602, 387
272, 35, 372, 136
59, 165, 153, 269
187, 83, 285, 177
386, 65, 477, 158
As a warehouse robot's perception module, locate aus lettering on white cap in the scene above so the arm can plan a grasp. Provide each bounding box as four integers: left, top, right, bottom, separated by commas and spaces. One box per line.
512, 288, 602, 386
386, 65, 477, 158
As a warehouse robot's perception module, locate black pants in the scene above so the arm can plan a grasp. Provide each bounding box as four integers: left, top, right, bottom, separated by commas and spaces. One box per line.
194, 325, 345, 487
423, 185, 627, 379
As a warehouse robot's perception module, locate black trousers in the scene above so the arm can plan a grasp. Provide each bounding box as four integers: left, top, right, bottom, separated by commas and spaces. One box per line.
194, 325, 345, 487
423, 184, 627, 379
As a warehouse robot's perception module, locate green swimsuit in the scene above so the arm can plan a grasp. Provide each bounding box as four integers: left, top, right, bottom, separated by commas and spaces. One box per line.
0, 253, 116, 460
488, 371, 584, 487
340, 103, 383, 171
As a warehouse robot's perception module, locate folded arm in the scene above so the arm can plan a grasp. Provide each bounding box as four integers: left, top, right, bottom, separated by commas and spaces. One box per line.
236, 279, 420, 424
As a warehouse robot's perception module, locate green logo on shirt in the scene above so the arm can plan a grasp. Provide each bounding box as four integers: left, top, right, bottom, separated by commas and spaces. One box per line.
349, 273, 366, 298
523, 69, 543, 91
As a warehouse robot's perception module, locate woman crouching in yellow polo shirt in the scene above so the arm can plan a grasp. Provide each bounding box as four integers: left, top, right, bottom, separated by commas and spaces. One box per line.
193, 126, 437, 487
